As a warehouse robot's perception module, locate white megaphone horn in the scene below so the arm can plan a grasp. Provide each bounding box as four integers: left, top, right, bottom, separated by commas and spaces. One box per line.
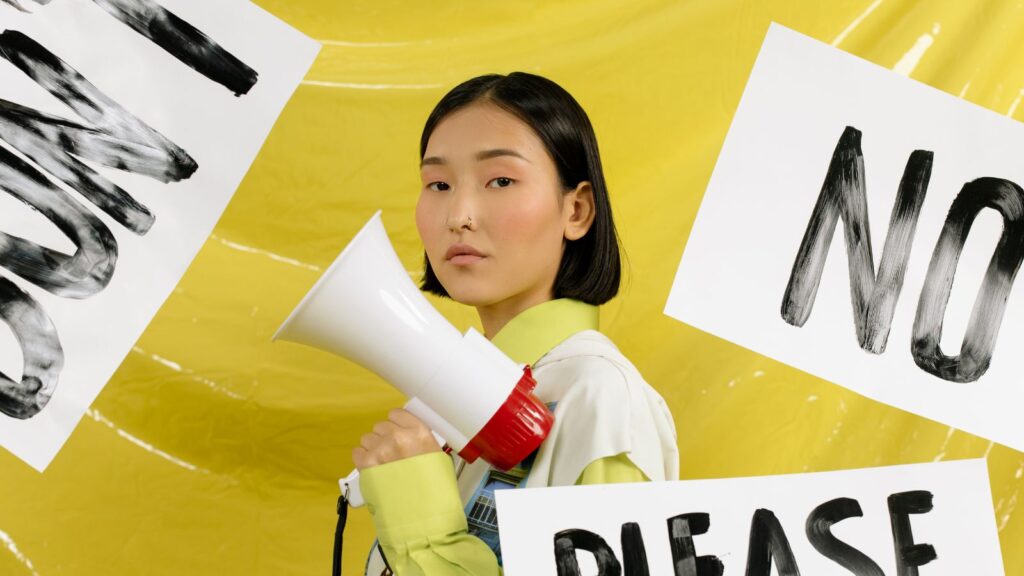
272, 210, 553, 507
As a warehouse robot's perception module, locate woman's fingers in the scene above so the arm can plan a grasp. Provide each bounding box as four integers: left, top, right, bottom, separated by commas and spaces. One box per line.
352, 409, 441, 471
390, 408, 442, 450
352, 446, 373, 469
388, 408, 427, 430
372, 420, 399, 437
359, 432, 391, 458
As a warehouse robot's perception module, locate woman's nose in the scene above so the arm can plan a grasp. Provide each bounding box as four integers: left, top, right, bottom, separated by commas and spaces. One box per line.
445, 186, 478, 232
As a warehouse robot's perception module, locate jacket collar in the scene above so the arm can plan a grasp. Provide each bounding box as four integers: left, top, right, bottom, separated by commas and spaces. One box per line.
489, 298, 599, 365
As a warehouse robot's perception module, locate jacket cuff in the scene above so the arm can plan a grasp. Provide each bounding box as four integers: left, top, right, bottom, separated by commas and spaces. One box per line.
360, 451, 467, 546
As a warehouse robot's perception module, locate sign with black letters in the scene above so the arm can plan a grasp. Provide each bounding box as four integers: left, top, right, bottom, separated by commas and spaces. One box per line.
0, 0, 319, 470
497, 459, 1002, 575
666, 23, 1024, 452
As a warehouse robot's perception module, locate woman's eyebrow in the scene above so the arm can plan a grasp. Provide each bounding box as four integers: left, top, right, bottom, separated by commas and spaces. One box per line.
476, 148, 531, 163
420, 148, 531, 168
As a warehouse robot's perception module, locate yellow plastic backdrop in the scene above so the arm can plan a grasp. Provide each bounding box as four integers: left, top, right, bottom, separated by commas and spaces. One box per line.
0, 1, 1021, 574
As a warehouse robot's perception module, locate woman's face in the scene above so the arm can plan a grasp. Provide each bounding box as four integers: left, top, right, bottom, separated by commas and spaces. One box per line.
416, 101, 580, 313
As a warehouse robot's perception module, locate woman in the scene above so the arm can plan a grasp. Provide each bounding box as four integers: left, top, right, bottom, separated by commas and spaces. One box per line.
356, 72, 678, 575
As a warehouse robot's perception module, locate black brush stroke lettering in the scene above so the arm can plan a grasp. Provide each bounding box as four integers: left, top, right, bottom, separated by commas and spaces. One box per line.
0, 0, 261, 419
0, 276, 62, 419
805, 497, 885, 576
911, 177, 1024, 382
554, 529, 622, 576
0, 30, 197, 234
0, 143, 116, 297
4, 0, 258, 95
0, 99, 160, 234
666, 513, 723, 576
0, 30, 198, 185
888, 491, 937, 576
0, 0, 28, 12
87, 0, 258, 96
0, 28, 195, 417
745, 509, 800, 576
782, 126, 933, 354
620, 522, 650, 576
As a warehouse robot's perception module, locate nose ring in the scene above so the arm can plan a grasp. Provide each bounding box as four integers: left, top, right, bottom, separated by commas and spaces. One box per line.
449, 215, 474, 230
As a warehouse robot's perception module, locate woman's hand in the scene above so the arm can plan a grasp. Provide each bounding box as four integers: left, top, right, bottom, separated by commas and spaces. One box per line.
352, 408, 441, 470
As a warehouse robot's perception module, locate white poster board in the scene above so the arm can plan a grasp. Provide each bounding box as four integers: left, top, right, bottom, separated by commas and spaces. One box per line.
0, 0, 319, 470
497, 459, 1003, 575
665, 23, 1024, 452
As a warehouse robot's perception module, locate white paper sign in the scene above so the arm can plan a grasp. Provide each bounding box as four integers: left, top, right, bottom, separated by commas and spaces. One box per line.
665, 23, 1024, 452
497, 459, 1003, 575
0, 0, 319, 470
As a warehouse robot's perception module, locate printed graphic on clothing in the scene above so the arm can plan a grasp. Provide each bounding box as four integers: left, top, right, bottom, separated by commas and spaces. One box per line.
463, 401, 556, 566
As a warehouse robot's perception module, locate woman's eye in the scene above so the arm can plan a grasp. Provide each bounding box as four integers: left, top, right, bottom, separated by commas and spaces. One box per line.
487, 177, 514, 188
427, 181, 450, 192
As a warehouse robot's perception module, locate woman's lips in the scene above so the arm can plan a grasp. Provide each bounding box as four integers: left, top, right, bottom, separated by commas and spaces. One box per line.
445, 243, 485, 265
449, 254, 484, 266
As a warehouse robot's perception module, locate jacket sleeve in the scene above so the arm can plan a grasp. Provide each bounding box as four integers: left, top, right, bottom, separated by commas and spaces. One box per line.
576, 452, 649, 485
361, 451, 501, 575
362, 452, 648, 575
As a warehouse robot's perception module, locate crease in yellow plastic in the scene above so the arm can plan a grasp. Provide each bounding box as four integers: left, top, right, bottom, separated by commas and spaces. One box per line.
0, 1, 1021, 574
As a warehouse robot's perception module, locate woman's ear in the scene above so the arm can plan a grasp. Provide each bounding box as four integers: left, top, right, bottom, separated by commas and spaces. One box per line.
563, 181, 596, 241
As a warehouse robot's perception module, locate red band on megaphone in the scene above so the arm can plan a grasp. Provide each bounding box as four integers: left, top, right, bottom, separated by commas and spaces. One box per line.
457, 365, 554, 470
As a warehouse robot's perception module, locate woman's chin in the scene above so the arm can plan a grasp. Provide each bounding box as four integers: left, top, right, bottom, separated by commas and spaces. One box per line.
442, 284, 501, 308
448, 292, 495, 308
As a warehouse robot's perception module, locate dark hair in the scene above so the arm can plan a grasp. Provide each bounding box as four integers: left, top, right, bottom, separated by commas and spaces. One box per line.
418, 72, 622, 305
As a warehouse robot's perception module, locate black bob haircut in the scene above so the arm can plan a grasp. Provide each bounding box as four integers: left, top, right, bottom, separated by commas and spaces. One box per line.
418, 72, 622, 305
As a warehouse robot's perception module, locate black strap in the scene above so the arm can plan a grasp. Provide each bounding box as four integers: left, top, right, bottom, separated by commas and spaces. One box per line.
332, 493, 395, 576
332, 494, 347, 576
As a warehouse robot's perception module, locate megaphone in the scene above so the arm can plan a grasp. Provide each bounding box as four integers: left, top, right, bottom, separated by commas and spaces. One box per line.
273, 210, 554, 507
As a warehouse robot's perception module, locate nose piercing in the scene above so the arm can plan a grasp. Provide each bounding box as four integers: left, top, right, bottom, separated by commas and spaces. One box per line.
449, 215, 474, 230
